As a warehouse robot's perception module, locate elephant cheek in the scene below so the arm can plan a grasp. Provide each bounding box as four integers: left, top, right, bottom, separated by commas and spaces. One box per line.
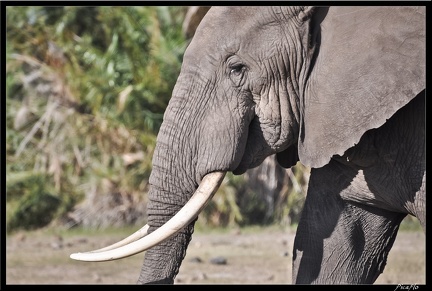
194, 105, 254, 178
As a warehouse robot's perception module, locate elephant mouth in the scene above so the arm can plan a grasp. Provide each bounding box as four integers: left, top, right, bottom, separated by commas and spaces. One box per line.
69, 171, 226, 261
232, 164, 248, 175
233, 151, 270, 175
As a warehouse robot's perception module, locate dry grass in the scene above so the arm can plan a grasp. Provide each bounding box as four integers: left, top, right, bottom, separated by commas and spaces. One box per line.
6, 223, 425, 285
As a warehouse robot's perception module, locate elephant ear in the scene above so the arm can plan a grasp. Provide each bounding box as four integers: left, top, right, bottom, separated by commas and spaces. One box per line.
298, 6, 425, 168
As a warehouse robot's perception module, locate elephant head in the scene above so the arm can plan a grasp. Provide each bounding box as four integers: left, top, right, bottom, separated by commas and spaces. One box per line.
70, 6, 425, 284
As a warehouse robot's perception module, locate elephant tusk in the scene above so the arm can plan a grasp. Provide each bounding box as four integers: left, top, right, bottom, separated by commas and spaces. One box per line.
83, 225, 150, 253
70, 171, 226, 262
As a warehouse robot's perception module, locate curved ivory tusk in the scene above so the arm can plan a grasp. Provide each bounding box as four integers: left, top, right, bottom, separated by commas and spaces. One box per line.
70, 171, 226, 261
85, 225, 150, 253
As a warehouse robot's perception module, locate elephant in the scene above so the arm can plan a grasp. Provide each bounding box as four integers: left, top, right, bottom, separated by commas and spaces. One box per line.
70, 6, 426, 284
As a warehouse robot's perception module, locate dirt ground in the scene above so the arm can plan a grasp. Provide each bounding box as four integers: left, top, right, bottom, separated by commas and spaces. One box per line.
6, 225, 425, 285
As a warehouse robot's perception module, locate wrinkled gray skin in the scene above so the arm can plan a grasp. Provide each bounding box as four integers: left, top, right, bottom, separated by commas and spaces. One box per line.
138, 6, 425, 284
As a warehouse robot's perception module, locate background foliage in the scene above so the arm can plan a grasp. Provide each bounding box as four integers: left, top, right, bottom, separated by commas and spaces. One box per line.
6, 6, 308, 232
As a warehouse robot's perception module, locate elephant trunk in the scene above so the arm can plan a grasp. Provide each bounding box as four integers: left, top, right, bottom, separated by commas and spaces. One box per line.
70, 71, 233, 283
137, 80, 215, 283
137, 170, 225, 284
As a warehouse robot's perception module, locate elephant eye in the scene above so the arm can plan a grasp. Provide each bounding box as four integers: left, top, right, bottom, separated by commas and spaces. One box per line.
230, 64, 245, 76
229, 63, 247, 86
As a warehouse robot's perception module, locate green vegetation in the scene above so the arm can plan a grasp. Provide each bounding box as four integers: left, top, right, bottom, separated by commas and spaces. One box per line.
6, 6, 188, 231
399, 215, 423, 231
6, 6, 308, 232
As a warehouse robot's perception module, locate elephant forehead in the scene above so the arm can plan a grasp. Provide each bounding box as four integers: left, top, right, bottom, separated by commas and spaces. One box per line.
185, 6, 305, 64
191, 7, 260, 52
203, 6, 260, 28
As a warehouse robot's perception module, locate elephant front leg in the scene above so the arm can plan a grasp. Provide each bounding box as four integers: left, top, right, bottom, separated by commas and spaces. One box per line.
292, 165, 406, 284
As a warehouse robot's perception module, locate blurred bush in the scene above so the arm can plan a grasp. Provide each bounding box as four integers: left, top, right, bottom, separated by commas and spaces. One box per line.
6, 6, 188, 231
